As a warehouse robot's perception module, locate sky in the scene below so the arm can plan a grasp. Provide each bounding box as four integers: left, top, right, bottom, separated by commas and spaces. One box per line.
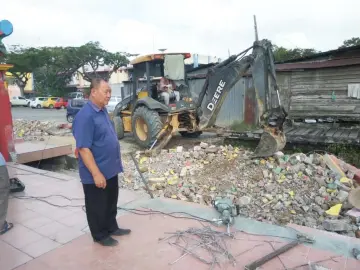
2, 0, 360, 59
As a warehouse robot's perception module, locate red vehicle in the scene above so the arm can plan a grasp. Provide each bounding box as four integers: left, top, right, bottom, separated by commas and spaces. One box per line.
54, 97, 68, 109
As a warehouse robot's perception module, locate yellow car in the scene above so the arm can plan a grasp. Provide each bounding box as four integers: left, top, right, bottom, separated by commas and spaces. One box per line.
42, 97, 59, 109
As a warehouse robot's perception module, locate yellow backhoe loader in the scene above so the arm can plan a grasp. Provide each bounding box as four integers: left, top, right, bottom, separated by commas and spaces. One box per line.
110, 39, 287, 157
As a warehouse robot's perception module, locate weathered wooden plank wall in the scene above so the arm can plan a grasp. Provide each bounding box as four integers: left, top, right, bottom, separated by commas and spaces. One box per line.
283, 65, 360, 121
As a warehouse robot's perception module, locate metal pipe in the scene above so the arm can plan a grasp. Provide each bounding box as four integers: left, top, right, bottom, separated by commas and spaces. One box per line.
130, 152, 154, 199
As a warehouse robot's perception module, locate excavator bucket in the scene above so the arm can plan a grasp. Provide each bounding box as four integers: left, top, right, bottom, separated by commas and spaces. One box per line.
252, 127, 286, 158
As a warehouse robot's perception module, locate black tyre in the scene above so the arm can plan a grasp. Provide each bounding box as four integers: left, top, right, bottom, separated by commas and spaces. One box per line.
113, 115, 124, 139
132, 106, 162, 148
179, 131, 203, 138
49, 104, 54, 109
67, 115, 74, 123
36, 104, 41, 109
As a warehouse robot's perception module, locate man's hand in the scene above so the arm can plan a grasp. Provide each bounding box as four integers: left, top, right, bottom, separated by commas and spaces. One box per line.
93, 172, 107, 189
78, 148, 106, 188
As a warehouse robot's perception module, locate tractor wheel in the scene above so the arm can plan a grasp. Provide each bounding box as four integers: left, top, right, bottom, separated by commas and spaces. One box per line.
132, 106, 162, 148
113, 115, 124, 140
179, 131, 203, 138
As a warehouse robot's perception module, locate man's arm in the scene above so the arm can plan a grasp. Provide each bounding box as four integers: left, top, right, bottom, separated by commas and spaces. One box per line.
72, 113, 106, 188
78, 148, 101, 176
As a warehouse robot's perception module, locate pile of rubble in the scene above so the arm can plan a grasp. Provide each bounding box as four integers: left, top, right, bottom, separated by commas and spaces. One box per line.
122, 142, 360, 237
13, 120, 72, 141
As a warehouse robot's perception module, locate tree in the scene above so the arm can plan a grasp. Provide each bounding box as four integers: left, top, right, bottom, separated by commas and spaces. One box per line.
32, 46, 83, 96
272, 45, 319, 62
339, 37, 360, 48
76, 42, 129, 82
3, 45, 46, 96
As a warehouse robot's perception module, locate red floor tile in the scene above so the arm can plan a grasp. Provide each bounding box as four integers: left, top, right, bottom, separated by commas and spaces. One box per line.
346, 257, 360, 270
307, 247, 347, 269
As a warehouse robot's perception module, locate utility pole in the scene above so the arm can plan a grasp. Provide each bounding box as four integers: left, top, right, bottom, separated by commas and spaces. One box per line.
253, 15, 259, 41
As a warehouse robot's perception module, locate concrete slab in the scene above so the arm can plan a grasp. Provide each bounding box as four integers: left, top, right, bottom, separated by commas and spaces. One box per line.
14, 141, 72, 164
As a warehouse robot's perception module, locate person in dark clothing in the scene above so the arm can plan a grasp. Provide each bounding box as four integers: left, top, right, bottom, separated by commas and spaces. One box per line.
72, 78, 131, 246
0, 152, 13, 235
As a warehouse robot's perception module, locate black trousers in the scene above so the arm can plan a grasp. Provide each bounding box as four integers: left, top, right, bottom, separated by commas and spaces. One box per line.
82, 175, 119, 241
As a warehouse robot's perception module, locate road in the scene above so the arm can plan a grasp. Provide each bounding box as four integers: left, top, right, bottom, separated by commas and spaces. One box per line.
11, 107, 67, 122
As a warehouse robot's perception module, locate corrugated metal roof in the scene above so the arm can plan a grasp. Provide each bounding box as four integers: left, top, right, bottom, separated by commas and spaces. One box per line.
276, 57, 360, 71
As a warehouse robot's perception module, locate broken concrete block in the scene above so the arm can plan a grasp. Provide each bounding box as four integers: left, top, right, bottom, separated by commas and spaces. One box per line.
322, 219, 351, 232
148, 177, 166, 184
239, 196, 251, 206
336, 190, 349, 203
180, 167, 187, 177
200, 142, 208, 148
346, 208, 360, 223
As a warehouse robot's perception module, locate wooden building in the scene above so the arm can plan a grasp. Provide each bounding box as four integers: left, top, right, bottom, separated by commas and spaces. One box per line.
275, 45, 360, 123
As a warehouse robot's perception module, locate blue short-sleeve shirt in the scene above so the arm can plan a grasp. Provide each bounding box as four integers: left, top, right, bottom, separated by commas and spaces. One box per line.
72, 100, 123, 184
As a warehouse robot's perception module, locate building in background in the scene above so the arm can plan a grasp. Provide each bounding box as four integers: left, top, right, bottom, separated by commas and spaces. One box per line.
66, 66, 132, 97
5, 72, 34, 99
185, 54, 221, 70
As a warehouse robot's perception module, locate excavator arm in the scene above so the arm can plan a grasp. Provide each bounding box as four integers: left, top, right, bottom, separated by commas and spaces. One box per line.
195, 39, 288, 157
146, 39, 287, 158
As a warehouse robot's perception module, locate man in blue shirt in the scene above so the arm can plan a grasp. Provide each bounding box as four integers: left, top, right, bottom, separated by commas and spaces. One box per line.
72, 78, 131, 246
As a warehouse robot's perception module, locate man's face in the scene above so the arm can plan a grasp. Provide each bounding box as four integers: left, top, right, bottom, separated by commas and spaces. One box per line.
91, 81, 112, 107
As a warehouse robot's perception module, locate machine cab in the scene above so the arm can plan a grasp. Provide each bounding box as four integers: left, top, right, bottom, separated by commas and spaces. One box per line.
127, 53, 195, 110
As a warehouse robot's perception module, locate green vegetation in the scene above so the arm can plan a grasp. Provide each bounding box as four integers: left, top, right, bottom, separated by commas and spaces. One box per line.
0, 42, 130, 96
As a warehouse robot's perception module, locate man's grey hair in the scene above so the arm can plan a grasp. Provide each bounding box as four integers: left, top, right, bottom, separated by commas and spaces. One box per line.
90, 78, 106, 91
84, 78, 106, 96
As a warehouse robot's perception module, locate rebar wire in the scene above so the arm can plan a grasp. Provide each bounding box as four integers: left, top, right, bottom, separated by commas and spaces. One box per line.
160, 226, 239, 269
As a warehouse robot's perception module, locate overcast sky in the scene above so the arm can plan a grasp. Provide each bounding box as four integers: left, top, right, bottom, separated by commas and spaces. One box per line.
2, 0, 360, 59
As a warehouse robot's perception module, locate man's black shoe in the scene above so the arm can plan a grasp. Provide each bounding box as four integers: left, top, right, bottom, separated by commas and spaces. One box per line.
110, 228, 131, 236
95, 236, 118, 246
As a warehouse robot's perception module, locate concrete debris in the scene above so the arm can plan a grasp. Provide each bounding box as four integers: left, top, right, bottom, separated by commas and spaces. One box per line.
121, 142, 360, 238
13, 119, 72, 141
322, 219, 352, 232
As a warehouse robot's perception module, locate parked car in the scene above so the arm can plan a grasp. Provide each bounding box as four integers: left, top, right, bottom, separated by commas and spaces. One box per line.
42, 97, 59, 109
105, 96, 122, 113
54, 97, 68, 109
10, 96, 28, 107
67, 92, 84, 100
30, 97, 47, 109
66, 99, 88, 123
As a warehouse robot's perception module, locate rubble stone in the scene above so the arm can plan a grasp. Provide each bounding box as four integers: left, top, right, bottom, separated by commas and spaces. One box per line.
120, 141, 360, 238
336, 190, 349, 203
13, 119, 72, 141
239, 196, 251, 206
323, 219, 352, 232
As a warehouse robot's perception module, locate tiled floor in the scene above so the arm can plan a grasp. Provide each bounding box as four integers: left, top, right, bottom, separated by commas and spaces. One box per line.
1, 164, 360, 270
0, 164, 147, 270
10, 213, 360, 270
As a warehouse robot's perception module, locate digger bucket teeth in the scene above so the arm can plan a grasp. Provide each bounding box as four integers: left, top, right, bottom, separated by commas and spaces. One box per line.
251, 129, 286, 158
